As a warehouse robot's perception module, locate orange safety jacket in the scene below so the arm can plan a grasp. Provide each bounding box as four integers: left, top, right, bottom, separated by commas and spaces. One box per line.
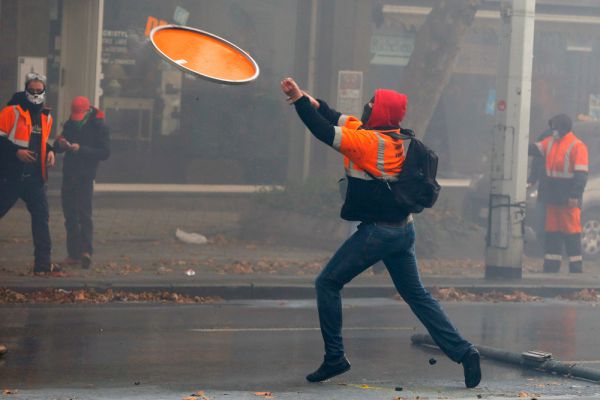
333, 114, 416, 222
535, 131, 588, 178
333, 114, 411, 181
0, 105, 53, 181
534, 131, 588, 205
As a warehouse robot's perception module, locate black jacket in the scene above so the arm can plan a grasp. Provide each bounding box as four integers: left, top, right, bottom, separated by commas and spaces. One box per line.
0, 92, 53, 183
294, 97, 411, 222
55, 107, 110, 180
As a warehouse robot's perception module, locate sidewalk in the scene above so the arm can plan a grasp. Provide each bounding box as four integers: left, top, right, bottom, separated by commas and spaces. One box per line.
2, 198, 600, 300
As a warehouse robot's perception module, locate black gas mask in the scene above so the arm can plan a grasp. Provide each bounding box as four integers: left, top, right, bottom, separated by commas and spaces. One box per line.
361, 97, 375, 126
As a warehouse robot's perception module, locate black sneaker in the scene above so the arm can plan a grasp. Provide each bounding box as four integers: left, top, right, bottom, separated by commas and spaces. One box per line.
81, 253, 92, 269
461, 347, 481, 388
306, 356, 351, 382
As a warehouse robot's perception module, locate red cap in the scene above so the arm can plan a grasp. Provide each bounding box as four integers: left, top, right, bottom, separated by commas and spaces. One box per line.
71, 96, 91, 121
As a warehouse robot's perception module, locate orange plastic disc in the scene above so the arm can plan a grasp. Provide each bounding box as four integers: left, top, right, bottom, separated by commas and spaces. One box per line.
150, 25, 259, 85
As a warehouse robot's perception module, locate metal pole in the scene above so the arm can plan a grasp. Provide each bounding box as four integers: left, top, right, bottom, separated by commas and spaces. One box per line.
93, 0, 104, 107
411, 334, 600, 383
485, 0, 536, 279
302, 0, 318, 182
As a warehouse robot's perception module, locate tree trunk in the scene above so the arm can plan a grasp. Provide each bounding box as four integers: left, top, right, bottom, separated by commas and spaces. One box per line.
401, 0, 481, 139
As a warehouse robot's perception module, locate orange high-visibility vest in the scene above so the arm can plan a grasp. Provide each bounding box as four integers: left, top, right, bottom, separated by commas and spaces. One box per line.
0, 105, 53, 181
333, 115, 410, 181
535, 132, 588, 179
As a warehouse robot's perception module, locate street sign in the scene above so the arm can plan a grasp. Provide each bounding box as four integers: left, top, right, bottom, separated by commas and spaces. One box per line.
336, 70, 363, 117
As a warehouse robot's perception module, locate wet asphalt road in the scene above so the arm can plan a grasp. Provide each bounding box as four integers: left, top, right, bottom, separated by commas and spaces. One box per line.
1, 299, 600, 399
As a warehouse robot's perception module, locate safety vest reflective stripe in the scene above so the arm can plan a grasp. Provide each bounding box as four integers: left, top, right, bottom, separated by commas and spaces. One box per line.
535, 142, 544, 154
13, 138, 29, 147
547, 171, 578, 177
333, 126, 343, 150
562, 139, 578, 176
374, 132, 388, 178
0, 130, 7, 137
548, 171, 574, 178
345, 166, 399, 181
574, 164, 588, 172
545, 136, 555, 158
46, 115, 53, 145
338, 115, 349, 126
346, 167, 373, 180
9, 106, 20, 142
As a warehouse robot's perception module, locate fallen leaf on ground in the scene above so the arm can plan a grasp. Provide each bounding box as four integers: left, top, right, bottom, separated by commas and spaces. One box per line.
558, 289, 600, 302
3, 389, 17, 395
254, 392, 273, 398
0, 288, 222, 305
396, 287, 543, 303
184, 392, 210, 400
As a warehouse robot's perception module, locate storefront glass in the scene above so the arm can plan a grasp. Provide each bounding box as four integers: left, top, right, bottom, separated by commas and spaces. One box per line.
99, 0, 299, 184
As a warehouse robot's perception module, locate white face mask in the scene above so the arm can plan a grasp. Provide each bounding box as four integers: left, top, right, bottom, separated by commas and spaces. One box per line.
25, 90, 46, 105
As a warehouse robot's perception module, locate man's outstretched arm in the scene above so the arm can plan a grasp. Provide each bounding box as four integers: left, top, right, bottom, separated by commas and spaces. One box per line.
282, 78, 335, 146
294, 97, 335, 146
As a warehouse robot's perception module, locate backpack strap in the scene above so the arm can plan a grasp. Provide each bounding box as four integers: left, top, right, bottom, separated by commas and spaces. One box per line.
378, 129, 413, 158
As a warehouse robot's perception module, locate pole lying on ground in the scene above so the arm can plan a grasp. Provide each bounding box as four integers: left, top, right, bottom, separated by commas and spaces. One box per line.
411, 333, 600, 383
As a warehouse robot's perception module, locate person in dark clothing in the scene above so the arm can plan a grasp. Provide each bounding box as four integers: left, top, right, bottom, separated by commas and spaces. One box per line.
280, 77, 481, 388
528, 128, 554, 253
54, 96, 110, 269
0, 73, 60, 275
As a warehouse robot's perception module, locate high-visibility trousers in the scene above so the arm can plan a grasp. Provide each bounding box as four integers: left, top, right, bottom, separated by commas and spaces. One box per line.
545, 205, 581, 234
543, 205, 582, 273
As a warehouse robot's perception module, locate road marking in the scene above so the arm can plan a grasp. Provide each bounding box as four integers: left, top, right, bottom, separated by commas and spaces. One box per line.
190, 326, 415, 333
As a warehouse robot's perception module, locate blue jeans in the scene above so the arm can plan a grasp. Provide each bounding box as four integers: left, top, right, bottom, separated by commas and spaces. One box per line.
315, 221, 472, 363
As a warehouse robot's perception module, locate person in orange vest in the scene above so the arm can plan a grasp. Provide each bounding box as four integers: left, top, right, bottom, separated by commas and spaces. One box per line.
280, 77, 481, 388
55, 96, 110, 269
0, 73, 60, 275
530, 114, 589, 273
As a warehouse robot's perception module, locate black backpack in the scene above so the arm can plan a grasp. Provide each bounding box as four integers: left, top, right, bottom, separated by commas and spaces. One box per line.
374, 129, 441, 214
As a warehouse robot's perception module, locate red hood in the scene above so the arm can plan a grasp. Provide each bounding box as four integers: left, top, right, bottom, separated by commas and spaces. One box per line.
366, 89, 407, 128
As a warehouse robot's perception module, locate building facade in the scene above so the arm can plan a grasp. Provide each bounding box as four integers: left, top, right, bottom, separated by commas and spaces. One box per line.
1, 0, 600, 184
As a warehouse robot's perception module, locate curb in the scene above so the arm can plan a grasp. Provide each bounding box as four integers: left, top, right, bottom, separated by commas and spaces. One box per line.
3, 283, 599, 300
